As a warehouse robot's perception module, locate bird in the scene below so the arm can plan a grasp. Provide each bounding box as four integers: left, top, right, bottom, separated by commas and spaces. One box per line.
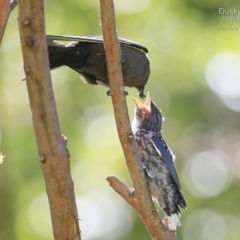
132, 92, 187, 231
46, 35, 150, 98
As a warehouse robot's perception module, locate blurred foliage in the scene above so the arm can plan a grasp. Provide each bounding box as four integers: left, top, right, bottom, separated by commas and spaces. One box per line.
1, 0, 240, 239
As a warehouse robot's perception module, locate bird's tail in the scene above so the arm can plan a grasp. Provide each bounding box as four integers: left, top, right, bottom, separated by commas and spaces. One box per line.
165, 190, 186, 230
177, 189, 187, 210
47, 39, 72, 69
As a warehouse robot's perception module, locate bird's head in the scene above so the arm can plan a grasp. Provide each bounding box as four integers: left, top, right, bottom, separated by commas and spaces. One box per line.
132, 92, 163, 133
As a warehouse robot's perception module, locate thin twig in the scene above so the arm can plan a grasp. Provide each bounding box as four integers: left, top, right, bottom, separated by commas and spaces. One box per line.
0, 0, 18, 46
0, 0, 9, 45
106, 176, 137, 205
18, 0, 81, 239
99, 0, 177, 239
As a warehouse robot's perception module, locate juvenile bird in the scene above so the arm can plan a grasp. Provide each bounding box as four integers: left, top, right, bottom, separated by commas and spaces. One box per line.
132, 93, 187, 231
47, 35, 150, 98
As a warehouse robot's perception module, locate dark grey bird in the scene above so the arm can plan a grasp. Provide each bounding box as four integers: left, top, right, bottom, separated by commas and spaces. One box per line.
132, 93, 187, 231
46, 35, 150, 98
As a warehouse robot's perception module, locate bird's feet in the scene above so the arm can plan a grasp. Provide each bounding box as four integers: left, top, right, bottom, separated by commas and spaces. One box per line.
128, 188, 135, 196
162, 217, 177, 232
106, 90, 112, 96
162, 217, 170, 228
106, 90, 128, 97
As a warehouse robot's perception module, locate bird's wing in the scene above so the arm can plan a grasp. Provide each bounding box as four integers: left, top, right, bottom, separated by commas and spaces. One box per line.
150, 133, 187, 209
150, 133, 181, 190
46, 35, 148, 53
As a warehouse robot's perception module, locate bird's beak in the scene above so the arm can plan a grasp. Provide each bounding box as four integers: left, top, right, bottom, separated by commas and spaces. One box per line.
133, 92, 152, 112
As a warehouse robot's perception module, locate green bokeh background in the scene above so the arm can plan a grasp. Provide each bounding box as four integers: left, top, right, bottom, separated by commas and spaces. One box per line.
1, 0, 240, 239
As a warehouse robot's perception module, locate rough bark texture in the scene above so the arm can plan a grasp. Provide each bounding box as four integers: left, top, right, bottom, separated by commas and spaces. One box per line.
99, 0, 177, 239
18, 1, 81, 239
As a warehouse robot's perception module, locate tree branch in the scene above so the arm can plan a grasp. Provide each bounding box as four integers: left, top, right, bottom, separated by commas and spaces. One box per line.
18, 1, 81, 239
99, 0, 177, 239
106, 176, 137, 205
0, 0, 17, 45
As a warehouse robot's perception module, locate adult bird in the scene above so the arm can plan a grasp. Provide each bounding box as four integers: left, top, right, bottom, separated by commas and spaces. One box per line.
132, 93, 187, 231
47, 35, 150, 98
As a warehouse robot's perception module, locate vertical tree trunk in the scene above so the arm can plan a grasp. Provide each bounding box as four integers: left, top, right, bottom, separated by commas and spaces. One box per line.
18, 0, 81, 239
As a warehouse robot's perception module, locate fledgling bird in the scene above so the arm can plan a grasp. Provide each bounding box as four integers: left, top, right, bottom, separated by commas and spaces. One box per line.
132, 93, 187, 231
46, 35, 150, 98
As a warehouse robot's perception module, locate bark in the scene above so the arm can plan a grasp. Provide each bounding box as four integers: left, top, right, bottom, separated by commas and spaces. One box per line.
18, 0, 81, 239
99, 0, 177, 239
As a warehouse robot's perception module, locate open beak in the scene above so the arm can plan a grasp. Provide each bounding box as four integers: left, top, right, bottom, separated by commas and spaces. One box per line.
133, 92, 152, 112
